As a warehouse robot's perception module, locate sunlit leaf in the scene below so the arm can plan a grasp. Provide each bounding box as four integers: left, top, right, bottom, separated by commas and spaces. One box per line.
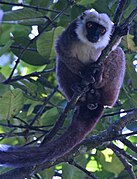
97, 149, 124, 176
123, 34, 137, 52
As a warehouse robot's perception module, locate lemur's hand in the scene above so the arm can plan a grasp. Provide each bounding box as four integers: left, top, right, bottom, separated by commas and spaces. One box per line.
115, 25, 130, 37
80, 62, 104, 86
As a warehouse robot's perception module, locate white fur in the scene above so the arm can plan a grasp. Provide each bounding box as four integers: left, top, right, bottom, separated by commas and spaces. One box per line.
72, 41, 102, 63
75, 9, 114, 50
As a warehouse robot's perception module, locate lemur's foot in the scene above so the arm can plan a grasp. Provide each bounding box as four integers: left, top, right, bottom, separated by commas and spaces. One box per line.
91, 62, 104, 85
87, 103, 98, 110
80, 73, 95, 85
71, 82, 89, 94
81, 62, 104, 85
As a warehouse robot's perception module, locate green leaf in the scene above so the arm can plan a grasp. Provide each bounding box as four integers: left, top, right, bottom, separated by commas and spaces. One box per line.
12, 78, 46, 100
39, 167, 54, 179
97, 149, 124, 176
70, 5, 86, 20
0, 89, 24, 120
127, 120, 137, 131
3, 8, 47, 25
0, 25, 13, 45
30, 0, 51, 7
0, 65, 12, 78
128, 136, 137, 144
86, 157, 100, 172
77, 0, 95, 6
11, 37, 49, 66
0, 73, 10, 95
62, 163, 74, 179
123, 0, 137, 18
62, 162, 86, 179
40, 107, 59, 126
126, 54, 137, 88
123, 34, 137, 52
0, 39, 14, 56
36, 26, 64, 60
93, 0, 113, 15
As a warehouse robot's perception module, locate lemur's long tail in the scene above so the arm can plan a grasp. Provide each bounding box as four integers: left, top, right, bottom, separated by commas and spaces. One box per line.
0, 104, 104, 168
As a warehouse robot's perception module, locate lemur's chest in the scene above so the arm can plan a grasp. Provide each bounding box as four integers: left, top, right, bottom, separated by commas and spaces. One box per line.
72, 42, 101, 64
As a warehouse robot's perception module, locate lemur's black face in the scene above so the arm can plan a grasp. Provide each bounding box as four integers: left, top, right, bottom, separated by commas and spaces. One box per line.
86, 21, 106, 43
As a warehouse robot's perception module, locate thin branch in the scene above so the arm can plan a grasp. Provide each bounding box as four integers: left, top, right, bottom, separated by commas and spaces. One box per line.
113, 0, 128, 25
119, 131, 137, 138
0, 1, 137, 178
120, 138, 137, 153
109, 143, 136, 179
4, 4, 69, 83
98, 4, 137, 64
24, 133, 46, 147
2, 68, 55, 84
34, 174, 41, 179
0, 122, 51, 131
108, 143, 137, 165
0, 131, 37, 139
4, 41, 32, 83
0, 1, 69, 15
0, 44, 37, 52
102, 108, 134, 118
1, 108, 137, 178
82, 109, 137, 150
40, 92, 81, 145
121, 5, 137, 28
68, 159, 98, 179
29, 87, 58, 126
112, 109, 137, 131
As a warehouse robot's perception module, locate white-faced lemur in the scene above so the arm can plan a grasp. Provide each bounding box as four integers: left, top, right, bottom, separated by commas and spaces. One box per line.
0, 9, 125, 167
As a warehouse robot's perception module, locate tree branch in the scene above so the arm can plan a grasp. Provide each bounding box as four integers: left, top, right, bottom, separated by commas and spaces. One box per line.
2, 68, 55, 84
41, 85, 90, 145
29, 86, 58, 126
109, 143, 136, 179
120, 138, 137, 153
113, 0, 128, 25
108, 143, 137, 165
102, 108, 134, 118
68, 159, 98, 179
98, 3, 137, 64
1, 108, 137, 178
121, 5, 137, 28
0, 1, 69, 15
82, 108, 137, 150
0, 1, 137, 178
4, 4, 69, 83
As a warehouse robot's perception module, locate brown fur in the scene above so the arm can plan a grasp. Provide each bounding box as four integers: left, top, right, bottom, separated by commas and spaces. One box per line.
0, 11, 125, 168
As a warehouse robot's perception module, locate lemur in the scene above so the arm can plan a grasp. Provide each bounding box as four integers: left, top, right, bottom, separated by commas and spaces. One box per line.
0, 9, 125, 168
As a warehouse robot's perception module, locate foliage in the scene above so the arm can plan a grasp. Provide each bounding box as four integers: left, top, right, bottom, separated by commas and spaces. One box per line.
0, 0, 137, 178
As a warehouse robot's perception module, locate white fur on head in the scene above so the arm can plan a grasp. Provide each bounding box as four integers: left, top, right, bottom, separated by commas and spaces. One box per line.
75, 9, 114, 49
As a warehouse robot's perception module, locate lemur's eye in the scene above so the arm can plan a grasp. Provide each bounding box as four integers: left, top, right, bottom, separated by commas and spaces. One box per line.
100, 28, 106, 34
86, 22, 92, 28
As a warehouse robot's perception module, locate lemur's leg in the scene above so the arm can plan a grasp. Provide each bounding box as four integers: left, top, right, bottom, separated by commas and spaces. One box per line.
98, 47, 125, 107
